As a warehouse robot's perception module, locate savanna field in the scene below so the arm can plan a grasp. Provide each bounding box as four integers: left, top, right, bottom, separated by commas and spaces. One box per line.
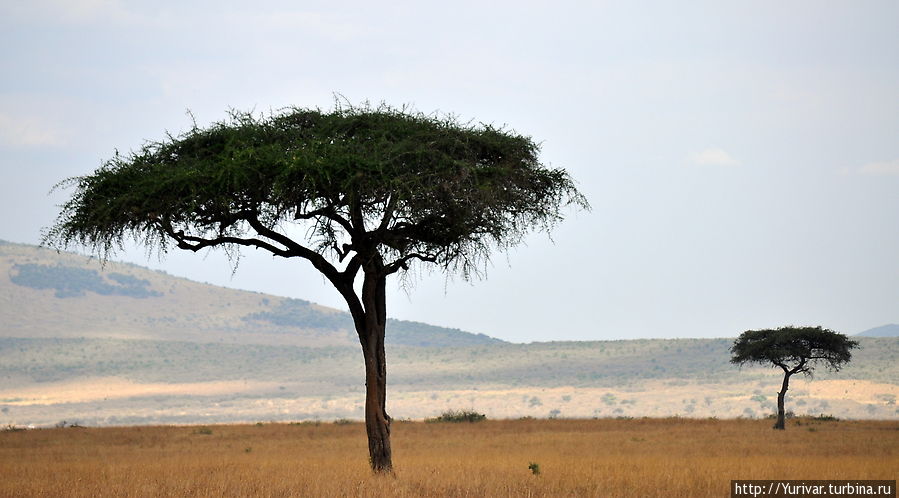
1, 417, 896, 497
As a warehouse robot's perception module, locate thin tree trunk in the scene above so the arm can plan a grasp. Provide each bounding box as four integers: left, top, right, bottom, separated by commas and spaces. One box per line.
361, 325, 391, 472
774, 371, 791, 430
358, 265, 392, 473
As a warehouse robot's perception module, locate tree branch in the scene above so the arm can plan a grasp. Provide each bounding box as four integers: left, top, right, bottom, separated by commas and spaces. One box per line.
383, 252, 439, 275
295, 205, 355, 235
166, 229, 294, 258
376, 194, 398, 234
245, 215, 347, 286
343, 253, 363, 282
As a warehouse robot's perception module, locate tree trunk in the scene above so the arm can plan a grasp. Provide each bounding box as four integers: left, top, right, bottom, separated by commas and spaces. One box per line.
357, 265, 392, 473
774, 371, 791, 430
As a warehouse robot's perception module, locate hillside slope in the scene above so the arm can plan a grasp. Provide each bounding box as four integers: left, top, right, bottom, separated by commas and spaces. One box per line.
857, 324, 899, 337
0, 240, 502, 348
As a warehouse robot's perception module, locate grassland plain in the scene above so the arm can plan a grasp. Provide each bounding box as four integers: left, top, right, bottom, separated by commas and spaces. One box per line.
1, 418, 896, 497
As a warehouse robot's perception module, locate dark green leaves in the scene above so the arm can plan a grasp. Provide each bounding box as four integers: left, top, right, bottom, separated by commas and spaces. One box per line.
730, 326, 858, 375
44, 103, 588, 280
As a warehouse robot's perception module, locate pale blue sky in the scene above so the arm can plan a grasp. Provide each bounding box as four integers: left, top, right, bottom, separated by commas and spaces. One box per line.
1, 1, 897, 342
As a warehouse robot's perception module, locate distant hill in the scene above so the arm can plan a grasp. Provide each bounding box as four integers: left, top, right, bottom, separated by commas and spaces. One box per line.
857, 324, 899, 337
0, 240, 503, 348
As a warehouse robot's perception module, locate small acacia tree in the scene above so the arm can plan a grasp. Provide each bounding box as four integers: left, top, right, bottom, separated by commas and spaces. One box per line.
44, 103, 588, 472
730, 326, 858, 430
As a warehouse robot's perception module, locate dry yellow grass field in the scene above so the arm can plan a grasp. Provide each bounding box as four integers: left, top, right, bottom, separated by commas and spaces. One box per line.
1, 417, 896, 497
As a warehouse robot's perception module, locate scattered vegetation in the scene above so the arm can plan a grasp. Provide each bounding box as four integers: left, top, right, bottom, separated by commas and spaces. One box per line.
10, 263, 161, 298
246, 298, 503, 347
55, 420, 83, 428
244, 298, 350, 331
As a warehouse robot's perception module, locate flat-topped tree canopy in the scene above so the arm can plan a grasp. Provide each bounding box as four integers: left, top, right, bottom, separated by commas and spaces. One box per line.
45, 104, 587, 281
44, 102, 588, 472
730, 325, 858, 374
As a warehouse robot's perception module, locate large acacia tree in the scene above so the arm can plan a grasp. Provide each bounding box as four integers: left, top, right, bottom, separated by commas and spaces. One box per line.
730, 326, 858, 430
44, 104, 588, 472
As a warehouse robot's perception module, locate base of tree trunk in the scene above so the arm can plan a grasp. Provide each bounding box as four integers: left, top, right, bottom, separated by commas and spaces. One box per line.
367, 427, 393, 474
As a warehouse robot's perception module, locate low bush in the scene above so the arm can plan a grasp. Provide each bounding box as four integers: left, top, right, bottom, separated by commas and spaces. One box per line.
810, 414, 839, 422
425, 409, 486, 423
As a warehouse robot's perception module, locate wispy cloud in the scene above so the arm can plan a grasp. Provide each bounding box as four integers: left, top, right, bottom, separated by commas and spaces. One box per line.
0, 112, 68, 147
859, 158, 899, 176
688, 148, 740, 167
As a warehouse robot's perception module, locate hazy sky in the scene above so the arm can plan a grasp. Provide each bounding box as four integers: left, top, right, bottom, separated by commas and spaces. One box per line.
1, 1, 897, 342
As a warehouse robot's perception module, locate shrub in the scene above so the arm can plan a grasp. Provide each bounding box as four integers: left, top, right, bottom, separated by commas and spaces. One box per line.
425, 409, 486, 423
810, 414, 839, 422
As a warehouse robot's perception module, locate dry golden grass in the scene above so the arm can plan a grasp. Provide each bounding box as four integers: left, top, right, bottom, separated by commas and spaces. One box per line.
1, 418, 896, 497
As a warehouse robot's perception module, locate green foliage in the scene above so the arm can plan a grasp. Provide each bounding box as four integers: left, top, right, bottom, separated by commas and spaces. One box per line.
10, 263, 161, 298
730, 326, 859, 375
194, 426, 213, 435
425, 409, 486, 423
528, 462, 541, 475
44, 103, 587, 282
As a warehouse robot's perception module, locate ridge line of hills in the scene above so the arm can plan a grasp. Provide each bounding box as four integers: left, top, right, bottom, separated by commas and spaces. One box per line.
0, 239, 503, 348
